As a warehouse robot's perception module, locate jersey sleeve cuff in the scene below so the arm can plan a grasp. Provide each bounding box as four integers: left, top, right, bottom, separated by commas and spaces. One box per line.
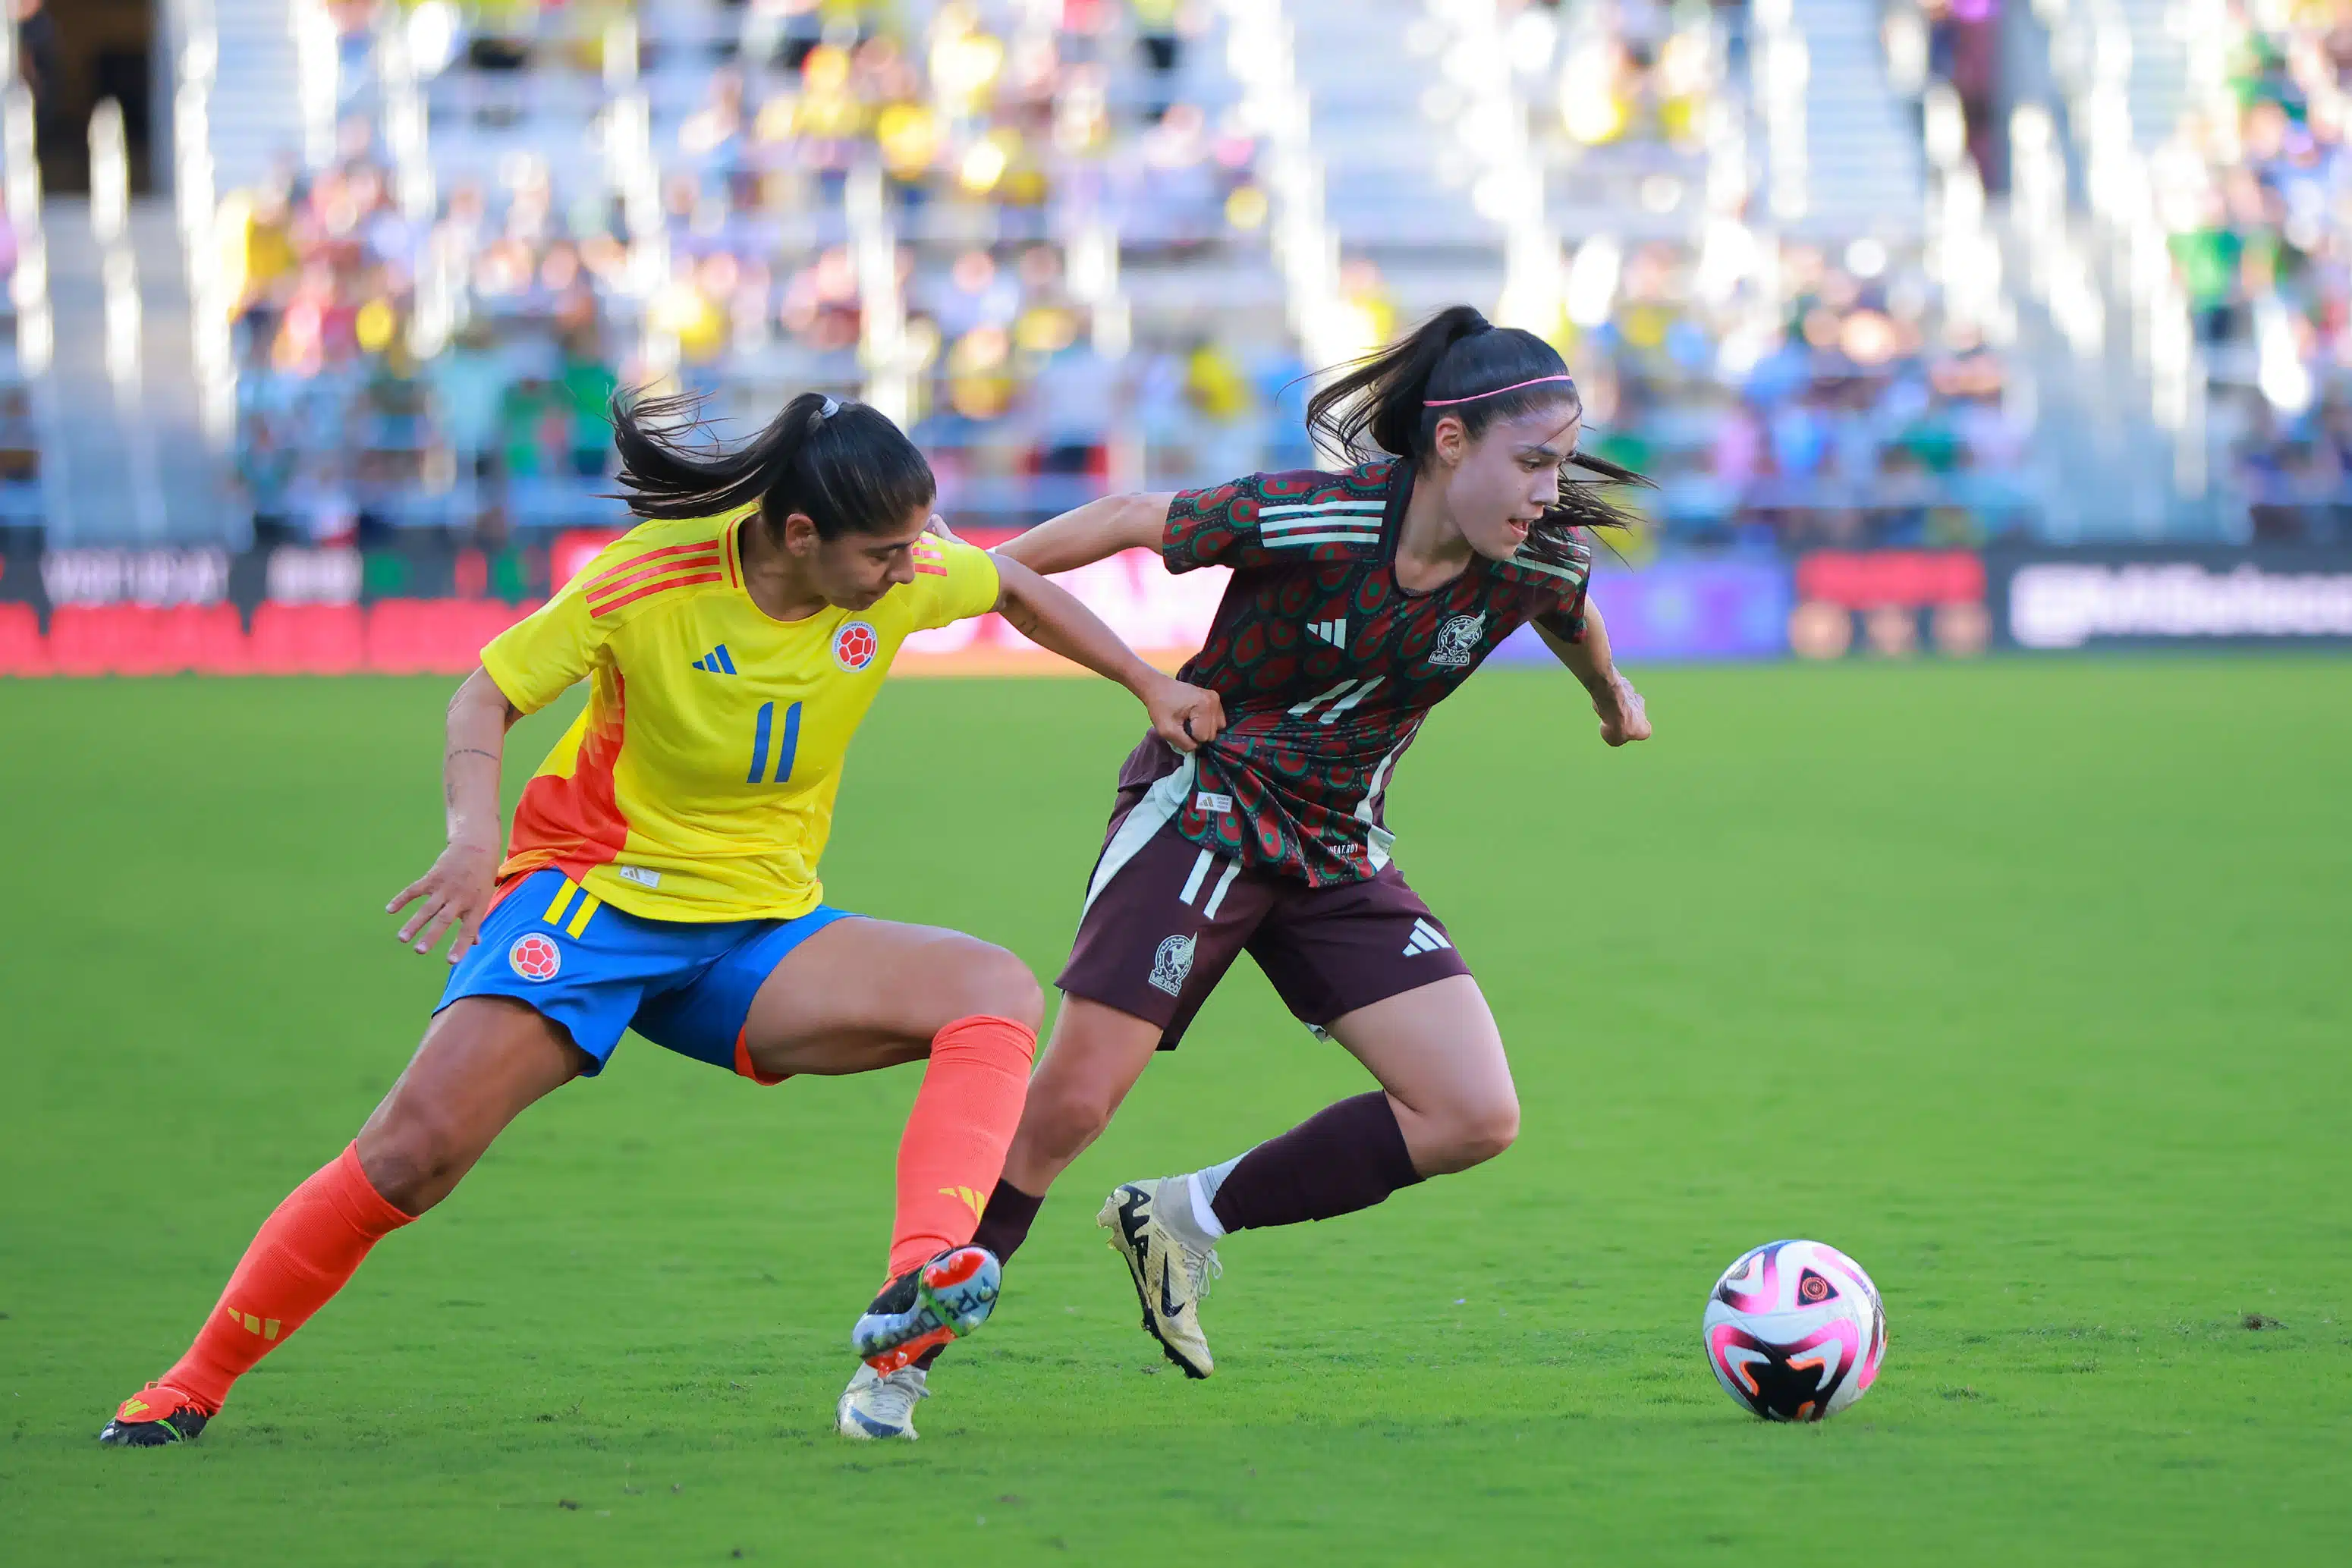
478, 648, 542, 715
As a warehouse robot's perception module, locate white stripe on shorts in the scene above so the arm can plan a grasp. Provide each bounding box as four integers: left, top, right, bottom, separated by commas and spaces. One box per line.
1178, 849, 1215, 906
1201, 859, 1244, 919
1081, 756, 1198, 916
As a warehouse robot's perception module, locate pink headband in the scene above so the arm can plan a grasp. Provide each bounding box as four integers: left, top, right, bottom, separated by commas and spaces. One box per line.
1423, 374, 1574, 407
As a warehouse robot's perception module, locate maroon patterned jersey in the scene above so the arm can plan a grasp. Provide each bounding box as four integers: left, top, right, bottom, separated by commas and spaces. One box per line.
1114, 458, 1592, 885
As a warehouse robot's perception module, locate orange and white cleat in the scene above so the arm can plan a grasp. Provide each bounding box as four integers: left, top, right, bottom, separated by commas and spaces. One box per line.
851, 1245, 1002, 1375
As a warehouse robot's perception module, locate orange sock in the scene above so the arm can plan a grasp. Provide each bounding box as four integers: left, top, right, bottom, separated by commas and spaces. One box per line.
886, 1014, 1036, 1278
158, 1142, 413, 1413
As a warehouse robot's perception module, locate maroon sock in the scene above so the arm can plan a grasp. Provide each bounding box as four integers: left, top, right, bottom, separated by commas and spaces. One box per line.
914, 1178, 1042, 1372
969, 1177, 1044, 1265
1209, 1092, 1424, 1233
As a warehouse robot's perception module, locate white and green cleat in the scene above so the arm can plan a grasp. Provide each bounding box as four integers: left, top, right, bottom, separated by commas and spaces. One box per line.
1097, 1178, 1222, 1379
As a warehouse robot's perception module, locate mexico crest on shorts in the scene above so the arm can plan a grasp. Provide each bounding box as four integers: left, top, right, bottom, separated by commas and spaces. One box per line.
833, 620, 879, 672
508, 933, 561, 982
1147, 933, 1196, 996
1428, 612, 1486, 668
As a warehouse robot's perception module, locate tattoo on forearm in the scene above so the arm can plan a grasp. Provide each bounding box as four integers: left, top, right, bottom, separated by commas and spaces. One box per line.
445, 749, 496, 806
1000, 595, 1044, 639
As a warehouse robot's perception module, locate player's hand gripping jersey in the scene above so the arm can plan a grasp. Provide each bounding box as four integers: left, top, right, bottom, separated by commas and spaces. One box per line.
482, 513, 999, 921
1130, 458, 1591, 885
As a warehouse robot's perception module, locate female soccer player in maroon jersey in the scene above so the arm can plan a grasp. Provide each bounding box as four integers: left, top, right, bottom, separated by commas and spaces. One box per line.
892, 306, 1652, 1395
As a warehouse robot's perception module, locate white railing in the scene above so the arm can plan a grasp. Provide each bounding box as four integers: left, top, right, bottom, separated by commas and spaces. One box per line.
602, 17, 671, 378
379, 8, 435, 225
1064, 216, 1141, 486
1919, 82, 2014, 345
1218, 0, 1351, 409
174, 0, 237, 452
845, 164, 910, 423
2009, 102, 2107, 362
2, 24, 49, 380
2, 14, 64, 536
1753, 0, 1810, 222
2040, 0, 2205, 504
91, 99, 171, 538
1424, 0, 1560, 332
292, 0, 340, 169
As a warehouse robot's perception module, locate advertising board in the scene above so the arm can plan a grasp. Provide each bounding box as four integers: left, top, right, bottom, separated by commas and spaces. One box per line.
1990, 548, 2352, 649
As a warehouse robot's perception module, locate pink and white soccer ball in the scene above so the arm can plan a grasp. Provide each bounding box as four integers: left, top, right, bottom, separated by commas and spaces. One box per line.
1702, 1240, 1885, 1422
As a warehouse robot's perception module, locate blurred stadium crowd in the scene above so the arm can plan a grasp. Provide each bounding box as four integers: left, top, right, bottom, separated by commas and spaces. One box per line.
2151, 0, 2352, 535
8, 0, 2352, 553
180, 0, 2040, 551
206, 0, 1318, 544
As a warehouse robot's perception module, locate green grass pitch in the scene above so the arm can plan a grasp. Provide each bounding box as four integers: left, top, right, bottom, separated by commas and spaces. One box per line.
2, 661, 2347, 1565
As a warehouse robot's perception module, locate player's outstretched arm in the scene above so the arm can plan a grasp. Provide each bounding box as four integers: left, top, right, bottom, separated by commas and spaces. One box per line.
991, 554, 1225, 752
1534, 600, 1652, 747
386, 667, 523, 961
995, 492, 1175, 575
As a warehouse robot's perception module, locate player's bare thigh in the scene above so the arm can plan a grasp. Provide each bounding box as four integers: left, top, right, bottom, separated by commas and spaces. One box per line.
1323, 974, 1519, 1177
737, 916, 1046, 1079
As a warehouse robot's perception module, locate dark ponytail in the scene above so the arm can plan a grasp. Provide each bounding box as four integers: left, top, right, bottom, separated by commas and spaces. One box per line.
608, 388, 935, 537
1304, 306, 1648, 553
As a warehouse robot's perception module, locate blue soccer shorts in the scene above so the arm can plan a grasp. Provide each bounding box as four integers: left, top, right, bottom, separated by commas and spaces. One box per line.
437, 868, 858, 1079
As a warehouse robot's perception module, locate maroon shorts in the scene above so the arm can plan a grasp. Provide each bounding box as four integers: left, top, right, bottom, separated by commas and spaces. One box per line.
1056, 783, 1473, 1050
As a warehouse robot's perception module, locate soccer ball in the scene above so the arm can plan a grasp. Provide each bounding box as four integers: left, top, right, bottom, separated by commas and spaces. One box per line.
1701, 1240, 1885, 1422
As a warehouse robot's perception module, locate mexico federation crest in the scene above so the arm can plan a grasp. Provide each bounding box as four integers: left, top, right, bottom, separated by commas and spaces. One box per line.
1428, 612, 1487, 668
508, 933, 561, 982
833, 620, 879, 672
1147, 934, 1196, 997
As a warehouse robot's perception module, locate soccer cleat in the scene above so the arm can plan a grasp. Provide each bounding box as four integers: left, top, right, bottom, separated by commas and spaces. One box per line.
851, 1246, 1001, 1375
97, 1384, 212, 1447
1097, 1179, 1221, 1379
835, 1362, 929, 1440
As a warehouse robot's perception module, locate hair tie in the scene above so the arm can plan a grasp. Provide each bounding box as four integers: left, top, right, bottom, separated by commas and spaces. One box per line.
817, 395, 842, 419
1423, 373, 1574, 408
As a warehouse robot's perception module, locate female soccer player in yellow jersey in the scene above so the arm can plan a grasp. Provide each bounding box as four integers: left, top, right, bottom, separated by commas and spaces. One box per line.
99, 391, 1226, 1447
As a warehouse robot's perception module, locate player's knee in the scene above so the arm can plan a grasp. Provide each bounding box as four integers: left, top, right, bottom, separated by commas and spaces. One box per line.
357, 1103, 476, 1214
1026, 1076, 1115, 1165
945, 942, 1046, 1032
1459, 1097, 1520, 1167
1431, 1096, 1519, 1173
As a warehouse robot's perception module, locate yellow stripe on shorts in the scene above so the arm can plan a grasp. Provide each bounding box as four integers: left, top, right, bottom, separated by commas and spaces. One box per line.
542, 878, 579, 926
565, 894, 601, 938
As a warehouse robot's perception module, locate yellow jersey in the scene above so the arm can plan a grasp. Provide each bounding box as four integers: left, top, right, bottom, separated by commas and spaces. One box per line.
481, 512, 1000, 922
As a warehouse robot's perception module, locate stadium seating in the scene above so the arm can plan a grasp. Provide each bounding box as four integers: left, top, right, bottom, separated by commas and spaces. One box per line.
0, 0, 2254, 552
2139, 0, 2352, 538
195, 0, 1307, 544
1580, 233, 2038, 548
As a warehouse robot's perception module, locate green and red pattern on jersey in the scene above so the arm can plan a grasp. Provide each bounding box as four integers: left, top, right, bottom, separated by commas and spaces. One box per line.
1115, 459, 1593, 885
